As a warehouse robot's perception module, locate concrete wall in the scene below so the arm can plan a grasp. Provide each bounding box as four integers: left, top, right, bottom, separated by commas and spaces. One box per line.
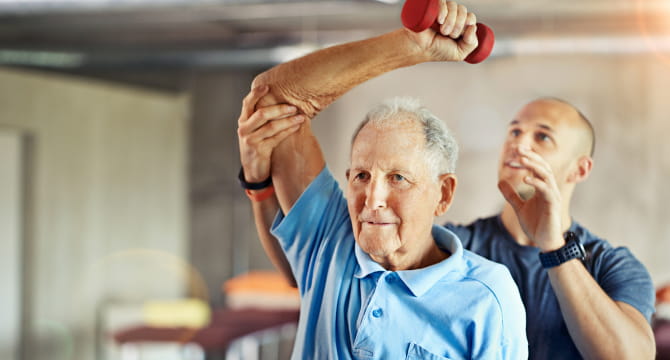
0, 68, 189, 360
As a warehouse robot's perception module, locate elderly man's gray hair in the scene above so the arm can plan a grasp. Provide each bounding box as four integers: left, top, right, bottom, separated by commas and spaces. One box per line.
351, 96, 459, 178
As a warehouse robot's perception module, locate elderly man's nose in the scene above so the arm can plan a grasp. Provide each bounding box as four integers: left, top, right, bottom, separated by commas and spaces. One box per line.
365, 180, 387, 209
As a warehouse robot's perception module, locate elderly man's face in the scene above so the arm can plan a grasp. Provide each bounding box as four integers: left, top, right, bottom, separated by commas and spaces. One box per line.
347, 115, 443, 266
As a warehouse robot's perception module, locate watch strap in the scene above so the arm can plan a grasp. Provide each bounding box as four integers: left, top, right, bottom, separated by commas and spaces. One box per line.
238, 167, 272, 190
539, 231, 586, 268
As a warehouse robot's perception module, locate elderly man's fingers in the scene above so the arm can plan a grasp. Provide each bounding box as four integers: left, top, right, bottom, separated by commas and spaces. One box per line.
440, 1, 458, 36
448, 4, 468, 39
466, 11, 476, 26
239, 85, 269, 124
461, 23, 479, 48
437, 0, 448, 25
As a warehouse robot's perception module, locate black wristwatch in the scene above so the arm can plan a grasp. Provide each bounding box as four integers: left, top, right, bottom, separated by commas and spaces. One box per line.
538, 231, 586, 268
238, 167, 272, 190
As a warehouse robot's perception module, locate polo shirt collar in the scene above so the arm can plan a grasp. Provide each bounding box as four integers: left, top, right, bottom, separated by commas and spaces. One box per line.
353, 225, 465, 297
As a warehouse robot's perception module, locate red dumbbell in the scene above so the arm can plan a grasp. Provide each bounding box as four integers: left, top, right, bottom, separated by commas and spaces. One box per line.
401, 0, 495, 64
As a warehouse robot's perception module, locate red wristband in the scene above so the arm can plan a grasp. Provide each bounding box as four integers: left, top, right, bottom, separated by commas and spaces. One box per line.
245, 185, 275, 202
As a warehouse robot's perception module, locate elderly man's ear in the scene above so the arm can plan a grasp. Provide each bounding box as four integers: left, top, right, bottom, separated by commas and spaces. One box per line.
434, 174, 457, 216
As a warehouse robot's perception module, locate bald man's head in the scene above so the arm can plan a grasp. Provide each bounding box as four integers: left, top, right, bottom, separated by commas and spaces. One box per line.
498, 97, 596, 198
533, 97, 595, 158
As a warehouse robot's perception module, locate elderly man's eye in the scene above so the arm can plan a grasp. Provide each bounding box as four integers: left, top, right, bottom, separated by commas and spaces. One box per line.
355, 172, 369, 181
391, 174, 405, 182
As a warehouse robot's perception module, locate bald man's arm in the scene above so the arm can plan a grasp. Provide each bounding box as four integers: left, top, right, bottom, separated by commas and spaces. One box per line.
548, 260, 656, 359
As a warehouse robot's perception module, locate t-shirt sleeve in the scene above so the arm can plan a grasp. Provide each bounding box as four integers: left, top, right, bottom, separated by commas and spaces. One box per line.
271, 166, 350, 291
590, 246, 656, 322
444, 222, 472, 249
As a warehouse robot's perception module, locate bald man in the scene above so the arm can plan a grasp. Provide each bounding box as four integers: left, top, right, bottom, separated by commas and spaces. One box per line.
445, 97, 656, 359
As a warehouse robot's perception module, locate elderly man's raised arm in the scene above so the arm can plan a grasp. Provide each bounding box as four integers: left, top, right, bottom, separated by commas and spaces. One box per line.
252, 21, 478, 118
239, 7, 478, 214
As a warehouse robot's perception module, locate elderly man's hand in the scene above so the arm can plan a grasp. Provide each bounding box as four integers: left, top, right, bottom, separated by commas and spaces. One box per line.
404, 0, 479, 62
237, 85, 305, 183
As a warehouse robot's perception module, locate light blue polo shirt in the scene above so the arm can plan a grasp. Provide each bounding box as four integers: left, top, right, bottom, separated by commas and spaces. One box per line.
272, 167, 528, 359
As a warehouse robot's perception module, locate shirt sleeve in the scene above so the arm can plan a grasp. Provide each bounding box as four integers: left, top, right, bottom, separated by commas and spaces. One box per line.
271, 166, 351, 292
468, 261, 529, 360
589, 245, 656, 322
493, 264, 529, 360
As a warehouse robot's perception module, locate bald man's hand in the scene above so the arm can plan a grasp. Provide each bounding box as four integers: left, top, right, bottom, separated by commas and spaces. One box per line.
498, 145, 565, 252
238, 85, 306, 183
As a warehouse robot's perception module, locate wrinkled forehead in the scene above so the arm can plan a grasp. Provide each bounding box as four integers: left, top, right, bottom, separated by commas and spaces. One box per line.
350, 119, 428, 167
352, 114, 424, 147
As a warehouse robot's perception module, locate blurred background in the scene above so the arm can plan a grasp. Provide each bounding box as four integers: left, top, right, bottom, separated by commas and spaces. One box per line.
1, 0, 670, 359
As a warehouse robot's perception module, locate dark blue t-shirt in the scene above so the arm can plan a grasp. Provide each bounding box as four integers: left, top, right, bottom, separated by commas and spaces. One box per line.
446, 215, 656, 360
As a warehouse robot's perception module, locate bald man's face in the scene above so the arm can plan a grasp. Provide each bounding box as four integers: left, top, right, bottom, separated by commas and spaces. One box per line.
498, 99, 591, 199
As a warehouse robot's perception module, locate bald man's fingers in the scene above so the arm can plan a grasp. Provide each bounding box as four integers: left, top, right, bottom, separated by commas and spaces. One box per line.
498, 180, 524, 211
240, 103, 300, 134
239, 85, 269, 123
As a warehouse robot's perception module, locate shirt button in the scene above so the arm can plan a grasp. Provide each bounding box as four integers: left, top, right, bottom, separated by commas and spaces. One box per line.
372, 308, 383, 318
386, 274, 396, 283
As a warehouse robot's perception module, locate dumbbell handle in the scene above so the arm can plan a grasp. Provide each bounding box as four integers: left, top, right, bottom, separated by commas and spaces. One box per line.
401, 0, 495, 64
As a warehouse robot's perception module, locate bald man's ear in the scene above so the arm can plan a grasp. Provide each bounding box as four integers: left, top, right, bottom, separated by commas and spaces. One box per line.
568, 155, 593, 184
435, 174, 457, 216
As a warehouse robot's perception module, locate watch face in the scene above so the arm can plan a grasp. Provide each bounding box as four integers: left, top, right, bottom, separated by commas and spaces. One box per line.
576, 241, 586, 260
564, 231, 578, 243
564, 234, 586, 261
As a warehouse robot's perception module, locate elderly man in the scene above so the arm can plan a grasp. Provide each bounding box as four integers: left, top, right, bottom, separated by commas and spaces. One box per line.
240, 2, 656, 359
237, 2, 527, 358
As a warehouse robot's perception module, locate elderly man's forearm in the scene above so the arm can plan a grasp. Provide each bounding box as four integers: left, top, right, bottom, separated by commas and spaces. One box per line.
252, 29, 427, 117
